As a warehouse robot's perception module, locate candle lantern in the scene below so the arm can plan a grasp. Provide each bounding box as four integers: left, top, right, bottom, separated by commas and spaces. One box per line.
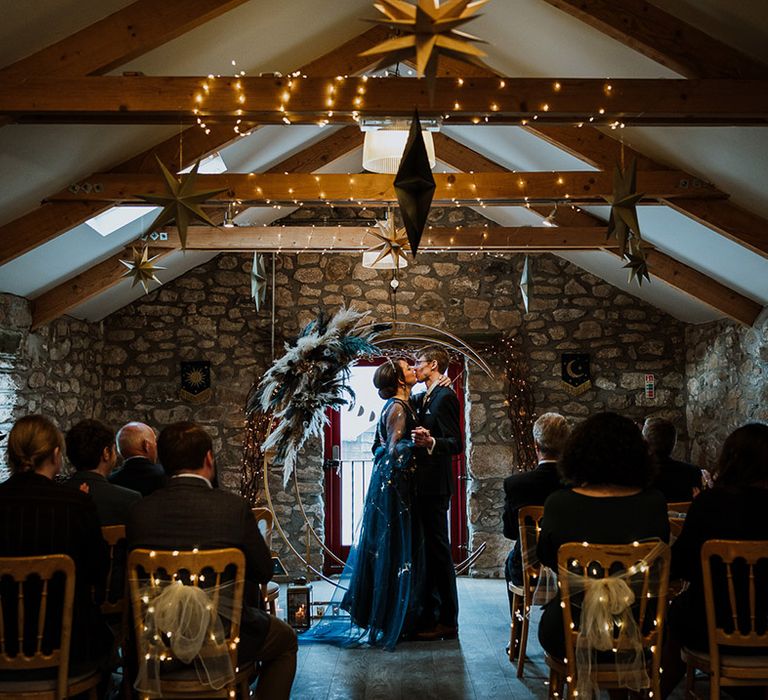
287, 577, 312, 630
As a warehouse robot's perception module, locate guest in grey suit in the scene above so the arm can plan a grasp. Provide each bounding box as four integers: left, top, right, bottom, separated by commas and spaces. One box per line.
127, 422, 297, 700
65, 419, 141, 526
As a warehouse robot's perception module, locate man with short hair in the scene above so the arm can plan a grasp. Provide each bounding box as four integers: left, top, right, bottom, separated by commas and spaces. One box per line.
109, 421, 166, 496
411, 347, 463, 641
127, 422, 296, 700
643, 417, 702, 502
502, 412, 570, 617
66, 418, 141, 525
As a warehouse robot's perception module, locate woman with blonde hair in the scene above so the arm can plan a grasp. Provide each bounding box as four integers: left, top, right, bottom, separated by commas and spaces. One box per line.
0, 414, 111, 678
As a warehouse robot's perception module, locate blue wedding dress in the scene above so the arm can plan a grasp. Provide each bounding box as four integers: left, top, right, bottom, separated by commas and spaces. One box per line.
302, 397, 425, 650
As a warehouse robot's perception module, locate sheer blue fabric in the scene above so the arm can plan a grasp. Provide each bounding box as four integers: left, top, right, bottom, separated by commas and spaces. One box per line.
301, 398, 425, 650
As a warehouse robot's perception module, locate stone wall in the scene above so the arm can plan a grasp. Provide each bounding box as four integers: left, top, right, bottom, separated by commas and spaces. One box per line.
685, 309, 768, 470
98, 248, 689, 577
0, 293, 104, 478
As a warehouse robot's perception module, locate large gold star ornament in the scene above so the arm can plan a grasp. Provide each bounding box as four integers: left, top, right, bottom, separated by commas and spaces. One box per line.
361, 0, 489, 97
120, 246, 166, 294
365, 217, 410, 269
136, 156, 227, 249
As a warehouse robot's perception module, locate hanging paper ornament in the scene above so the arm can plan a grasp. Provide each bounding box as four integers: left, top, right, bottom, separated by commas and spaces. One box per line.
519, 255, 532, 313
251, 252, 267, 311
360, 0, 489, 99
364, 217, 410, 269
120, 246, 166, 294
136, 156, 227, 249
394, 110, 435, 257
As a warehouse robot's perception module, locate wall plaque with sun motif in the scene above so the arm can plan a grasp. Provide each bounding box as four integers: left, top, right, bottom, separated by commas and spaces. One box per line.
180, 361, 211, 403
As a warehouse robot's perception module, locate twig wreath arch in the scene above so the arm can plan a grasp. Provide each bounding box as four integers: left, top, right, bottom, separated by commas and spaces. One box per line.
250, 307, 489, 587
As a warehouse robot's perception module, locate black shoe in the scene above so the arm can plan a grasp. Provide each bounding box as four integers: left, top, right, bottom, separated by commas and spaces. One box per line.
415, 623, 458, 641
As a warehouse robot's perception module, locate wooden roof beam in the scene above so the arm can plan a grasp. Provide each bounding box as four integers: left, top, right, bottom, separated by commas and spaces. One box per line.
0, 27, 384, 266
1, 0, 251, 78
435, 134, 762, 326
2, 76, 768, 125
28, 120, 365, 327
538, 0, 768, 79
47, 170, 720, 205
143, 225, 617, 251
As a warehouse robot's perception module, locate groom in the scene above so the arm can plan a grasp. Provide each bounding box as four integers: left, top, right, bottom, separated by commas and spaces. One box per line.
411, 348, 463, 640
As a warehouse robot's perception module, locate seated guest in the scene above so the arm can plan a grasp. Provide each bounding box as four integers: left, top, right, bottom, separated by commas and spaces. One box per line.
109, 421, 166, 496
0, 415, 111, 677
536, 412, 669, 660
65, 418, 141, 525
642, 417, 702, 502
662, 423, 768, 698
127, 422, 297, 700
502, 412, 569, 615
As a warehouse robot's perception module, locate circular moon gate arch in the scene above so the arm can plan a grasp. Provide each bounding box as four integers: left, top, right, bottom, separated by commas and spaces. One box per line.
263, 320, 494, 588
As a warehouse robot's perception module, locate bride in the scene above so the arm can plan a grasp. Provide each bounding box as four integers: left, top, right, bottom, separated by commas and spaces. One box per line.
305, 357, 425, 650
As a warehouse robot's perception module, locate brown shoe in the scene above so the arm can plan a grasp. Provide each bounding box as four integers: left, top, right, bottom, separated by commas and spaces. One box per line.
415, 623, 458, 641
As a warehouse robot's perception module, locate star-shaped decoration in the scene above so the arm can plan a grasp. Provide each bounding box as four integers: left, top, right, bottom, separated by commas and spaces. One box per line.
251, 252, 268, 311
519, 255, 532, 312
135, 156, 227, 249
120, 246, 166, 294
623, 241, 651, 286
365, 216, 410, 269
360, 0, 489, 99
394, 110, 435, 256
604, 157, 643, 258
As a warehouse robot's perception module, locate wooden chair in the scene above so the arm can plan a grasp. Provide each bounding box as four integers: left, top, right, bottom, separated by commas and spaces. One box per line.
668, 501, 692, 515
127, 548, 253, 699
0, 554, 102, 700
99, 524, 128, 617
545, 541, 671, 699
682, 540, 768, 700
508, 505, 545, 678
252, 507, 279, 616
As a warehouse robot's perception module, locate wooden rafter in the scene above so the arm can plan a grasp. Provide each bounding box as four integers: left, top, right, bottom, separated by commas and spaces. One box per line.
0, 0, 250, 79
28, 120, 365, 328
0, 27, 384, 266
49, 171, 719, 205
141, 225, 617, 251
429, 52, 768, 260
538, 0, 768, 79
2, 76, 768, 125
30, 249, 174, 330
435, 135, 762, 326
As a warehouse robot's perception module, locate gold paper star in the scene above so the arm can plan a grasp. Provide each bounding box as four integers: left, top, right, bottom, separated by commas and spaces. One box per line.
251, 252, 267, 311
365, 217, 410, 269
136, 156, 227, 249
604, 157, 644, 258
360, 0, 489, 97
120, 246, 166, 294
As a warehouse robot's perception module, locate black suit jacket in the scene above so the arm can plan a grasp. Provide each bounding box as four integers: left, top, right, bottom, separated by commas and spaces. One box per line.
127, 476, 274, 647
0, 472, 110, 668
413, 385, 463, 497
66, 471, 141, 525
502, 461, 563, 585
651, 456, 702, 503
109, 456, 166, 496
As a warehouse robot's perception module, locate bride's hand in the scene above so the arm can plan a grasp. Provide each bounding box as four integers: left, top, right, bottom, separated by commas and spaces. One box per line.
435, 374, 452, 388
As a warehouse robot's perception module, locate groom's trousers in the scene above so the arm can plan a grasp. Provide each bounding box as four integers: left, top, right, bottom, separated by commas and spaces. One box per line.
418, 493, 459, 628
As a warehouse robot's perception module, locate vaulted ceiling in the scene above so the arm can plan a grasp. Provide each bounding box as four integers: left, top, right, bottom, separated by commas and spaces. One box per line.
0, 0, 766, 329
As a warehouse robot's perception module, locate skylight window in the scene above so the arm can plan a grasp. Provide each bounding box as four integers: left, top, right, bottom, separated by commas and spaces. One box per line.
85, 206, 158, 237
179, 152, 227, 174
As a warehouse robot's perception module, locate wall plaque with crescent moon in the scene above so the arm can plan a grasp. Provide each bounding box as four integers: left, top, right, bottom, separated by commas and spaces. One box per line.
561, 353, 592, 396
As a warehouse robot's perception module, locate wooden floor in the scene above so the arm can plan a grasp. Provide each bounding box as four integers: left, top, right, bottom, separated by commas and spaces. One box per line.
287, 577, 712, 700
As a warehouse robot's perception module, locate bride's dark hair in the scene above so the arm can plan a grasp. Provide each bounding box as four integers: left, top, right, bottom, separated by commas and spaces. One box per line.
373, 358, 406, 400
